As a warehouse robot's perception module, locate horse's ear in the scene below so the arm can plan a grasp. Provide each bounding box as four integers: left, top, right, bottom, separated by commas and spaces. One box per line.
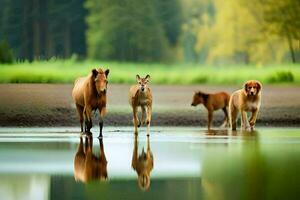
145, 74, 150, 82
196, 91, 202, 97
136, 75, 141, 82
92, 69, 98, 78
105, 69, 110, 77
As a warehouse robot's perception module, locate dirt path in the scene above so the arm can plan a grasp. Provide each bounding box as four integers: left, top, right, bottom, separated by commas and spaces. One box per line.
0, 84, 299, 127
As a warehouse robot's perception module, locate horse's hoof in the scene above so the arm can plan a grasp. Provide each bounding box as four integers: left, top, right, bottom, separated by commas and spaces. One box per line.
86, 131, 92, 136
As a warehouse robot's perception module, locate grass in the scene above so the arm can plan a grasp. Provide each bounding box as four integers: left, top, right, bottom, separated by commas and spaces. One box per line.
0, 59, 300, 85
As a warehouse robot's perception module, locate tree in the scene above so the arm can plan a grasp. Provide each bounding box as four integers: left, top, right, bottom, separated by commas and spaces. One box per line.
85, 0, 171, 62
0, 0, 87, 60
185, 0, 295, 64
154, 0, 182, 46
260, 0, 300, 63
0, 39, 14, 63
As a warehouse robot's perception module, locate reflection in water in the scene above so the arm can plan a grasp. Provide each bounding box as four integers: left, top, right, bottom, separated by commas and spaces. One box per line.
206, 129, 258, 137
1, 128, 300, 200
131, 134, 154, 191
73, 136, 108, 183
0, 175, 49, 200
206, 129, 229, 136
201, 133, 266, 200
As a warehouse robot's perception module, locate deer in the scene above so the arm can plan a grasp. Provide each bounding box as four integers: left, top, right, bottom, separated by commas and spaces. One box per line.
129, 75, 152, 134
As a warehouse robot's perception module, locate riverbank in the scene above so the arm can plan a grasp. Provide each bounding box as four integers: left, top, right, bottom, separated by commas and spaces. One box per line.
0, 84, 299, 127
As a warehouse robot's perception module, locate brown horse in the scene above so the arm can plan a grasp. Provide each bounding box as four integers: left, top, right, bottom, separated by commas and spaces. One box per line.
72, 68, 109, 137
74, 136, 108, 182
191, 91, 230, 130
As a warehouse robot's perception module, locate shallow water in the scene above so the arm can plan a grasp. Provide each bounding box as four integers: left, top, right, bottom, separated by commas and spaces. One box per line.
0, 127, 300, 200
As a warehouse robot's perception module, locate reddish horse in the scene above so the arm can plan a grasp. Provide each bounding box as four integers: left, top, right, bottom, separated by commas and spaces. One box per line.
72, 68, 109, 137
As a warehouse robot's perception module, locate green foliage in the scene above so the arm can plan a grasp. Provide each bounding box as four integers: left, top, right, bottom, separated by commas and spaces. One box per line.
154, 0, 182, 46
182, 0, 300, 64
0, 60, 300, 85
0, 0, 299, 64
85, 0, 182, 62
262, 0, 300, 40
0, 40, 14, 63
260, 0, 300, 63
0, 0, 86, 60
268, 71, 294, 83
190, 75, 208, 84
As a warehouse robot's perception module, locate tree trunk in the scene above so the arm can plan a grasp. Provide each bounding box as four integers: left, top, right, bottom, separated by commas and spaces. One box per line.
33, 0, 40, 60
287, 34, 296, 63
64, 21, 71, 58
46, 30, 54, 59
21, 1, 29, 60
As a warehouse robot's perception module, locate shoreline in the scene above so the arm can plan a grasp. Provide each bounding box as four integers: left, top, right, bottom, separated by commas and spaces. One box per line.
0, 84, 300, 127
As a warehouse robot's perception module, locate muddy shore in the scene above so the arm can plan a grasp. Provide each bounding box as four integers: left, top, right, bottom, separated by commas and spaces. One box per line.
0, 84, 299, 127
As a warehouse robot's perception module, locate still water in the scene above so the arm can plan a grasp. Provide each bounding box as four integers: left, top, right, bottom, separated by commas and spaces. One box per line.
0, 127, 299, 200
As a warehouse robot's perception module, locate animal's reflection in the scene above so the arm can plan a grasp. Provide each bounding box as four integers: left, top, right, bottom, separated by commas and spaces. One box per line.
206, 129, 257, 137
131, 134, 154, 191
74, 136, 108, 183
206, 129, 229, 136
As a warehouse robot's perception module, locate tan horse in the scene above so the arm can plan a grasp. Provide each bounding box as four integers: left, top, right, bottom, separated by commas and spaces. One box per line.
72, 68, 109, 137
129, 75, 152, 134
131, 134, 153, 191
74, 136, 108, 183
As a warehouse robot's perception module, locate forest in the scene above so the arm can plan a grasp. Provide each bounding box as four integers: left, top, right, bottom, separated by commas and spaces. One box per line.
0, 0, 299, 64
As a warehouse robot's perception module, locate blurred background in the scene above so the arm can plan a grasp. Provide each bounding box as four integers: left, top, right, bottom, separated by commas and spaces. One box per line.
0, 0, 299, 84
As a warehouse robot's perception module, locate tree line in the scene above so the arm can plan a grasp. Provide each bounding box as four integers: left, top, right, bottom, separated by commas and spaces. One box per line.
0, 0, 181, 62
181, 0, 300, 64
0, 0, 299, 63
0, 0, 86, 61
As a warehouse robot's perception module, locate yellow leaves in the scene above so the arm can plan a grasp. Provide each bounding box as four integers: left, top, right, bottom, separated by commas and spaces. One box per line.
190, 0, 293, 64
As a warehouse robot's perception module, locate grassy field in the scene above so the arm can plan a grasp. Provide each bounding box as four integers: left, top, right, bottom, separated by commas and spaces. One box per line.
0, 59, 299, 85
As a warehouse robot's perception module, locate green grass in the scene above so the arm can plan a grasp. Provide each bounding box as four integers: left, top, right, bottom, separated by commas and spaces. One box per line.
0, 59, 300, 85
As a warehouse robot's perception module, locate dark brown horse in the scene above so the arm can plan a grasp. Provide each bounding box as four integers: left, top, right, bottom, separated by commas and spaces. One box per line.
72, 68, 109, 137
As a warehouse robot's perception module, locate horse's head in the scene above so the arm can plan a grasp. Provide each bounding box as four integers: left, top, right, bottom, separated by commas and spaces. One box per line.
92, 68, 109, 94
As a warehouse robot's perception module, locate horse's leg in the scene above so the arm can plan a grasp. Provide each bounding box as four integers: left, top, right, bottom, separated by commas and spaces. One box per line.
76, 136, 84, 154
98, 137, 107, 164
98, 107, 106, 138
76, 104, 84, 132
220, 107, 229, 128
84, 106, 93, 133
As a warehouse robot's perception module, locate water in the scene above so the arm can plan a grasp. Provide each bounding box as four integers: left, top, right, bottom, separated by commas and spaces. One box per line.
0, 127, 300, 200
